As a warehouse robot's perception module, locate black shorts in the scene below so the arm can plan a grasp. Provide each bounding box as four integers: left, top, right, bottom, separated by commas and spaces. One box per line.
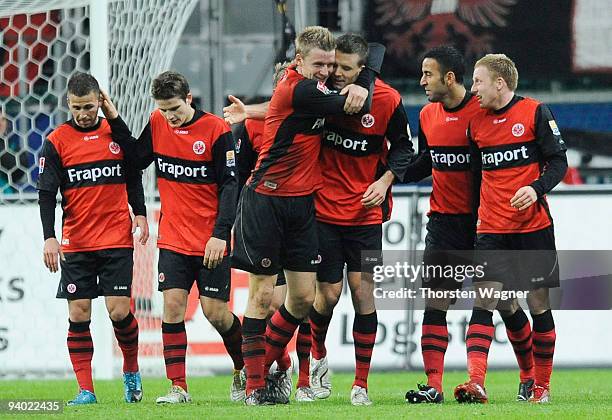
317, 222, 382, 283
232, 186, 319, 275
57, 248, 133, 300
158, 248, 231, 302
475, 225, 559, 289
422, 213, 476, 290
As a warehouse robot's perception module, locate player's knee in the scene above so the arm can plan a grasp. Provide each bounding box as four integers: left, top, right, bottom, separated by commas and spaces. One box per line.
202, 303, 229, 330
164, 298, 186, 321
108, 305, 129, 322
68, 301, 91, 322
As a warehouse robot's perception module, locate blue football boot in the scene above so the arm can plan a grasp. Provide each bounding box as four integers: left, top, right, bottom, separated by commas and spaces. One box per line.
123, 371, 143, 403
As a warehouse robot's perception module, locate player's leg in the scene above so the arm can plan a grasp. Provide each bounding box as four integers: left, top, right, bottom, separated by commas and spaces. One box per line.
198, 255, 245, 402
99, 248, 142, 403
58, 251, 98, 405
344, 224, 382, 406
231, 187, 284, 405
309, 221, 344, 399
155, 249, 193, 404
263, 194, 319, 404
270, 276, 291, 372
526, 287, 554, 403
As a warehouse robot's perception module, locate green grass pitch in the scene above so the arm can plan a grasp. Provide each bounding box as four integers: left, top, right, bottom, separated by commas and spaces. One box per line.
1, 369, 611, 419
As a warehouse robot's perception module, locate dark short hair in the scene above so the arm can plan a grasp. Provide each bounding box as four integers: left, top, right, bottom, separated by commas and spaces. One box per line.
423, 45, 466, 84
67, 72, 100, 97
335, 33, 368, 66
151, 71, 190, 100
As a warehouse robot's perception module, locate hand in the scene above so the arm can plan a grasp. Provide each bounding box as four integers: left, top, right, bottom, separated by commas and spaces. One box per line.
361, 175, 392, 208
340, 84, 368, 114
100, 90, 119, 120
43, 237, 65, 273
223, 95, 247, 125
203, 237, 226, 269
132, 215, 149, 245
510, 186, 538, 211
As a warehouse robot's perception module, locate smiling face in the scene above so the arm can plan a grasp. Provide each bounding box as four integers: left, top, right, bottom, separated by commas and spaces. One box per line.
296, 47, 336, 82
420, 58, 450, 103
67, 91, 101, 129
471, 65, 500, 109
155, 93, 194, 127
331, 51, 362, 89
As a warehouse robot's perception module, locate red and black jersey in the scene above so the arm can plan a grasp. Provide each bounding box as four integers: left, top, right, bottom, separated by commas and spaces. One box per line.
409, 93, 482, 216
470, 96, 567, 234
37, 118, 144, 252
248, 65, 372, 196
316, 78, 414, 225
234, 118, 264, 190
108, 109, 237, 256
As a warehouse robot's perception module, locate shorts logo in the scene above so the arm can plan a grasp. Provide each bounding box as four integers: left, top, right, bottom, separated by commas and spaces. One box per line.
511, 123, 525, 137
109, 142, 121, 154
62, 238, 69, 245
158, 272, 165, 283
38, 157, 45, 174
261, 258, 272, 268
193, 140, 206, 155
310, 254, 322, 265
67, 283, 76, 294
113, 285, 128, 290
361, 113, 375, 128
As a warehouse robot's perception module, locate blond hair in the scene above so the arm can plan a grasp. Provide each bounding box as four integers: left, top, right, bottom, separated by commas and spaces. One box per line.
295, 26, 335, 58
475, 54, 519, 91
272, 61, 292, 89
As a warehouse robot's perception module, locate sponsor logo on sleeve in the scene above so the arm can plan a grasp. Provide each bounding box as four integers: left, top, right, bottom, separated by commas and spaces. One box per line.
193, 140, 206, 155
226, 150, 236, 167
548, 120, 561, 136
38, 157, 45, 174
235, 138, 242, 153
316, 80, 331, 95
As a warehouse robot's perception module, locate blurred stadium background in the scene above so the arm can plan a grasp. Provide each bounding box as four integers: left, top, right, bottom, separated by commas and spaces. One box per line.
1, 0, 611, 384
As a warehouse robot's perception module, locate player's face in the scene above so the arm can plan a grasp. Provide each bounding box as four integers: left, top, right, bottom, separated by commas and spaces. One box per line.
296, 48, 335, 82
68, 91, 101, 129
471, 66, 498, 109
420, 58, 448, 103
155, 94, 194, 127
331, 51, 363, 89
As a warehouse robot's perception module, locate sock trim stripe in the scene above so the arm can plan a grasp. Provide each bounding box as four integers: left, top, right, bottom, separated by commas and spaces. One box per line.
268, 322, 294, 338
467, 345, 490, 354
68, 347, 94, 353
533, 352, 554, 359
421, 344, 447, 353
164, 357, 186, 365
355, 355, 371, 363
67, 336, 92, 342
265, 336, 287, 348
466, 333, 493, 341
508, 336, 531, 346
164, 344, 188, 351
243, 349, 266, 357
533, 339, 555, 347
422, 334, 449, 342
514, 347, 532, 355
354, 341, 375, 349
